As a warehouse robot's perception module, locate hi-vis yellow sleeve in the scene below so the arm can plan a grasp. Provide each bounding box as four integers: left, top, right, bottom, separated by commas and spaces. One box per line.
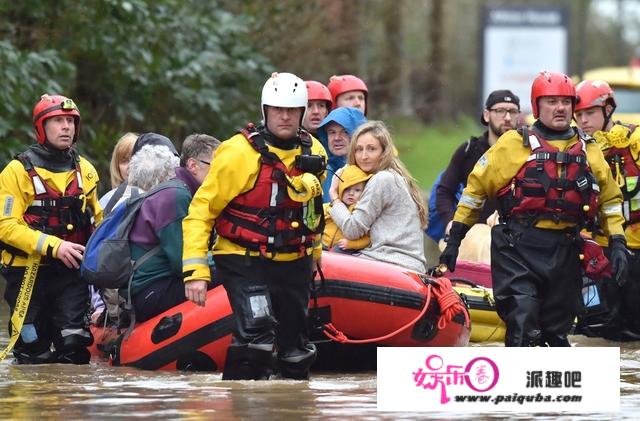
0, 157, 101, 266
182, 135, 257, 282
182, 133, 328, 282
453, 129, 625, 235
453, 130, 529, 226
585, 142, 625, 238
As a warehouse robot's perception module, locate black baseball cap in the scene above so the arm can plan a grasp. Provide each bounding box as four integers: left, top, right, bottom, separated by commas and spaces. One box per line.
481, 90, 520, 125
132, 132, 179, 157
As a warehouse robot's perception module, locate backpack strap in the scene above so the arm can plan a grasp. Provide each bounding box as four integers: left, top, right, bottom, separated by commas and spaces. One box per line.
103, 182, 129, 216
123, 244, 163, 339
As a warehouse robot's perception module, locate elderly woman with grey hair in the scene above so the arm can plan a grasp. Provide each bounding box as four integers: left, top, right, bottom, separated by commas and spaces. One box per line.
92, 138, 180, 325
127, 144, 180, 191
127, 135, 218, 323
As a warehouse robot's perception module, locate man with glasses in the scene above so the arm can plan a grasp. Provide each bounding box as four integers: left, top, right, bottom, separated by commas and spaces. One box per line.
0, 94, 102, 364
440, 71, 628, 347
433, 90, 520, 239
127, 133, 220, 323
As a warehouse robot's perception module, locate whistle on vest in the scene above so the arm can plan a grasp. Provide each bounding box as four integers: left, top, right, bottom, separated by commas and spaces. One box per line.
286, 173, 322, 203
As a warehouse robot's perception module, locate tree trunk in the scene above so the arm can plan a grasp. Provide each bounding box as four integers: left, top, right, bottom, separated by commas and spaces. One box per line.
416, 0, 444, 123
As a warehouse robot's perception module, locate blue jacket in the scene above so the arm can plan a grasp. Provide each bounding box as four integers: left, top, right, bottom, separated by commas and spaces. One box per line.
316, 107, 367, 201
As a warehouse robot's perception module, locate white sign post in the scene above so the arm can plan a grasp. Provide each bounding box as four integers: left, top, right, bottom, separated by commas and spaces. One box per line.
481, 6, 569, 114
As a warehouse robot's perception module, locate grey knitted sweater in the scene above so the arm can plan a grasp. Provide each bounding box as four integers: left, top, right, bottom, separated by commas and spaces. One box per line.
329, 169, 427, 272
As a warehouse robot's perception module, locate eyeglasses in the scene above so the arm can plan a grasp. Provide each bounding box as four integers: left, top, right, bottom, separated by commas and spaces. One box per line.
489, 108, 520, 118
197, 159, 210, 166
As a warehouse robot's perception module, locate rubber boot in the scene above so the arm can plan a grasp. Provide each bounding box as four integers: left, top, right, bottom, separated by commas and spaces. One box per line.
541, 332, 571, 347
56, 347, 91, 364
222, 345, 274, 380
13, 349, 55, 365
278, 343, 317, 380
505, 328, 544, 347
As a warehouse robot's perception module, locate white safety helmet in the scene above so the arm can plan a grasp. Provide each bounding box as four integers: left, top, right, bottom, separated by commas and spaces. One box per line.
261, 72, 308, 125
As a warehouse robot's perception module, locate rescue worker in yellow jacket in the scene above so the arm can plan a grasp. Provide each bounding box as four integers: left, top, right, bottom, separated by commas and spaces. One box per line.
440, 71, 628, 347
182, 72, 327, 380
0, 94, 102, 364
574, 80, 640, 340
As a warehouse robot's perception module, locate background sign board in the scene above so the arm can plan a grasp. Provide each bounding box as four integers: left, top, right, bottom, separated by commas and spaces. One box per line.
481, 6, 569, 113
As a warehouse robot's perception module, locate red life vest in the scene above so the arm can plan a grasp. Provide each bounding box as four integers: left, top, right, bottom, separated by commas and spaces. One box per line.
18, 152, 95, 247
497, 127, 599, 226
215, 125, 324, 255
603, 132, 640, 225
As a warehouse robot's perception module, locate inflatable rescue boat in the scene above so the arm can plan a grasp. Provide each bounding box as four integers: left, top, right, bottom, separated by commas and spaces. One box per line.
90, 252, 471, 371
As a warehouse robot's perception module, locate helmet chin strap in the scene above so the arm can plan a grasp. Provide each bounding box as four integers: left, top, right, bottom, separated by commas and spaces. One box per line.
601, 106, 615, 131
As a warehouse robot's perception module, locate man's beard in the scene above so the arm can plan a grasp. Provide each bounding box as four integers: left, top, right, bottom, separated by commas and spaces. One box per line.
489, 121, 513, 137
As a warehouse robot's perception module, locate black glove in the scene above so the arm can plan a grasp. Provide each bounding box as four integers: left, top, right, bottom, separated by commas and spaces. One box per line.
609, 235, 629, 287
438, 222, 471, 272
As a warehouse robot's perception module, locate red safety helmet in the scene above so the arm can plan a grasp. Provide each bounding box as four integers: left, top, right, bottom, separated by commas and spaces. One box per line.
575, 80, 617, 112
327, 74, 368, 109
530, 71, 576, 118
32, 94, 81, 144
305, 80, 333, 109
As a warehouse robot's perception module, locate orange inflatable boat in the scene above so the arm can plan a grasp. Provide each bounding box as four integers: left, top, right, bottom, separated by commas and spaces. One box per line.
90, 252, 471, 371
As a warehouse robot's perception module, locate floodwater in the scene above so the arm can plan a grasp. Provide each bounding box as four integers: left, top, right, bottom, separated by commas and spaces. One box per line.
1, 300, 640, 419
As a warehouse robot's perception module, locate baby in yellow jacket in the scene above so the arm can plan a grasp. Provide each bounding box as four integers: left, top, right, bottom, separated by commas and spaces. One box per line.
323, 165, 372, 251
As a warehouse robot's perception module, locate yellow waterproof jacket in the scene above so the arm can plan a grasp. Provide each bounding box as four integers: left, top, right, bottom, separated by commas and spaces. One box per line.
592, 123, 640, 248
453, 128, 625, 237
182, 132, 327, 283
0, 155, 102, 267
322, 202, 370, 250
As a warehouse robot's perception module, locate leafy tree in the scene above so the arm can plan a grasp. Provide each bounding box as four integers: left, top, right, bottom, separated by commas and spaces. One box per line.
0, 0, 272, 192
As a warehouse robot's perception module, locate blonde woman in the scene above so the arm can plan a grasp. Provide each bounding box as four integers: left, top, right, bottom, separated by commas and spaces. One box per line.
98, 132, 138, 210
327, 121, 427, 272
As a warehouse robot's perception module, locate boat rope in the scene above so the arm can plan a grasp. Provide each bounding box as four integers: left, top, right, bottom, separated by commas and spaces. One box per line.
0, 254, 40, 361
322, 276, 469, 344
434, 276, 470, 330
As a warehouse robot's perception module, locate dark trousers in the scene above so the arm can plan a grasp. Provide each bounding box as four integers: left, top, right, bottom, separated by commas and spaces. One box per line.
3, 264, 93, 364
491, 223, 582, 346
216, 254, 316, 380
132, 276, 187, 323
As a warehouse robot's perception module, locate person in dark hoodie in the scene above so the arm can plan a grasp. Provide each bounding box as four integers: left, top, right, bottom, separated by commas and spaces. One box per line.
316, 107, 367, 201
0, 94, 102, 364
433, 90, 520, 240
123, 133, 220, 323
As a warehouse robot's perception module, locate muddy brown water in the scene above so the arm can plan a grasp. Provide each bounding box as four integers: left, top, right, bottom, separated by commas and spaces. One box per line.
1, 297, 639, 419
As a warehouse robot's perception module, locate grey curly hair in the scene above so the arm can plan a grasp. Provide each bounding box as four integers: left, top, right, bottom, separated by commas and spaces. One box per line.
127, 144, 180, 191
